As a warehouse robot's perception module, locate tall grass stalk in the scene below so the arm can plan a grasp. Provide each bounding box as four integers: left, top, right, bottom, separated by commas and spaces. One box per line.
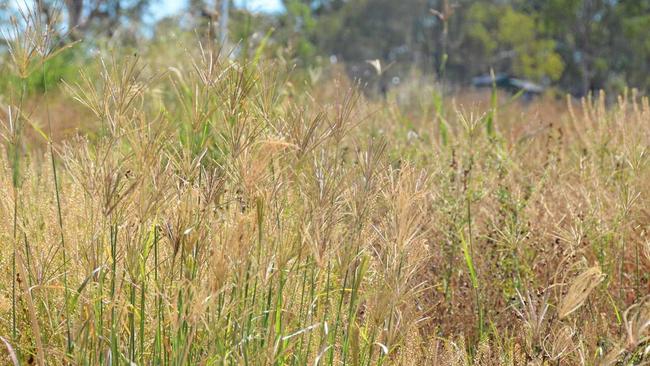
42, 54, 73, 357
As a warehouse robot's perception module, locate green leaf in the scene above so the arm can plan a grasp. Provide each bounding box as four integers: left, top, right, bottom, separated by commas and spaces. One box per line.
460, 232, 478, 289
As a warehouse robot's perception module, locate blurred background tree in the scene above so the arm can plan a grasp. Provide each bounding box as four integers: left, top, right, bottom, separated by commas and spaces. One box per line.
1, 0, 649, 96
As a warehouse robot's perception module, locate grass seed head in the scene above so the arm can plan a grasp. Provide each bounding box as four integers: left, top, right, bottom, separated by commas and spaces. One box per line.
558, 265, 604, 319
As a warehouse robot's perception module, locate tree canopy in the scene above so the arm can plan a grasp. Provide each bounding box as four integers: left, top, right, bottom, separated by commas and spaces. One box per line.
277, 0, 650, 95
1, 0, 649, 96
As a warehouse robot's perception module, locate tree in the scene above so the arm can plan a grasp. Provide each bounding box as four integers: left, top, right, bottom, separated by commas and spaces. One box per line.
23, 0, 151, 41
277, 0, 319, 63
536, 0, 614, 95
613, 0, 650, 94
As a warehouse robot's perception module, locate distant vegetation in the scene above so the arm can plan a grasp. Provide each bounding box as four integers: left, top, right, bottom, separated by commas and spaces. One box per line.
277, 0, 650, 96
2, 0, 650, 96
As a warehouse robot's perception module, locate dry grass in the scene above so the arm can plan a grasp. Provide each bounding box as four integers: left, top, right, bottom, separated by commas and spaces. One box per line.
0, 11, 649, 366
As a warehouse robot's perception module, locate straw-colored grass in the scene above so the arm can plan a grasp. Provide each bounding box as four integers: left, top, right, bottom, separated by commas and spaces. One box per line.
0, 10, 649, 366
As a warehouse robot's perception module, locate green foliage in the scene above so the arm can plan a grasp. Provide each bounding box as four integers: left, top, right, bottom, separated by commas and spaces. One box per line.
285, 0, 317, 31
465, 4, 498, 55
268, 0, 648, 94
464, 3, 564, 82
498, 8, 534, 45
0, 46, 85, 94
277, 0, 320, 63
1, 0, 649, 95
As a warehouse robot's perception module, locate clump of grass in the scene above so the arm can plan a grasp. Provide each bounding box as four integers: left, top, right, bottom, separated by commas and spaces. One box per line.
1, 8, 650, 366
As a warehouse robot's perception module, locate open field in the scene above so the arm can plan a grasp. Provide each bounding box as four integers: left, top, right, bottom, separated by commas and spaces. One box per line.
1, 14, 650, 366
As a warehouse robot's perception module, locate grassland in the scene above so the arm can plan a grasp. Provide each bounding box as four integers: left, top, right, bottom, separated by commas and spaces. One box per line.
0, 14, 649, 366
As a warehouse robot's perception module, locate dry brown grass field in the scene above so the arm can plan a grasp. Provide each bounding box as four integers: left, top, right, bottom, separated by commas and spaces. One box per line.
0, 12, 649, 366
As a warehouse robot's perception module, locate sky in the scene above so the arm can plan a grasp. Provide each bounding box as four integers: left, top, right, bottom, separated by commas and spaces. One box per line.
5, 0, 284, 21
234, 0, 284, 13
2, 0, 284, 36
154, 0, 285, 19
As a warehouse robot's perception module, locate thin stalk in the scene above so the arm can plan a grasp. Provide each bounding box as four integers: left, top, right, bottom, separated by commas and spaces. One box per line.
10, 79, 27, 346
294, 260, 310, 364
110, 223, 119, 364
466, 191, 483, 339
635, 241, 640, 299
463, 152, 483, 340
129, 280, 136, 362
154, 227, 161, 365
8, 77, 44, 363
365, 327, 378, 366
15, 245, 46, 365
322, 260, 332, 352
42, 60, 73, 354
98, 264, 105, 365
11, 74, 46, 366
11, 190, 18, 344
304, 264, 317, 365
328, 268, 349, 365
341, 260, 362, 365
140, 264, 146, 365
23, 233, 33, 287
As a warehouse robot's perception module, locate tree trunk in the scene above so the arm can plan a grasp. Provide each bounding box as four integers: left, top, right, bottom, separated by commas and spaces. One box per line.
219, 0, 230, 45
65, 0, 84, 34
